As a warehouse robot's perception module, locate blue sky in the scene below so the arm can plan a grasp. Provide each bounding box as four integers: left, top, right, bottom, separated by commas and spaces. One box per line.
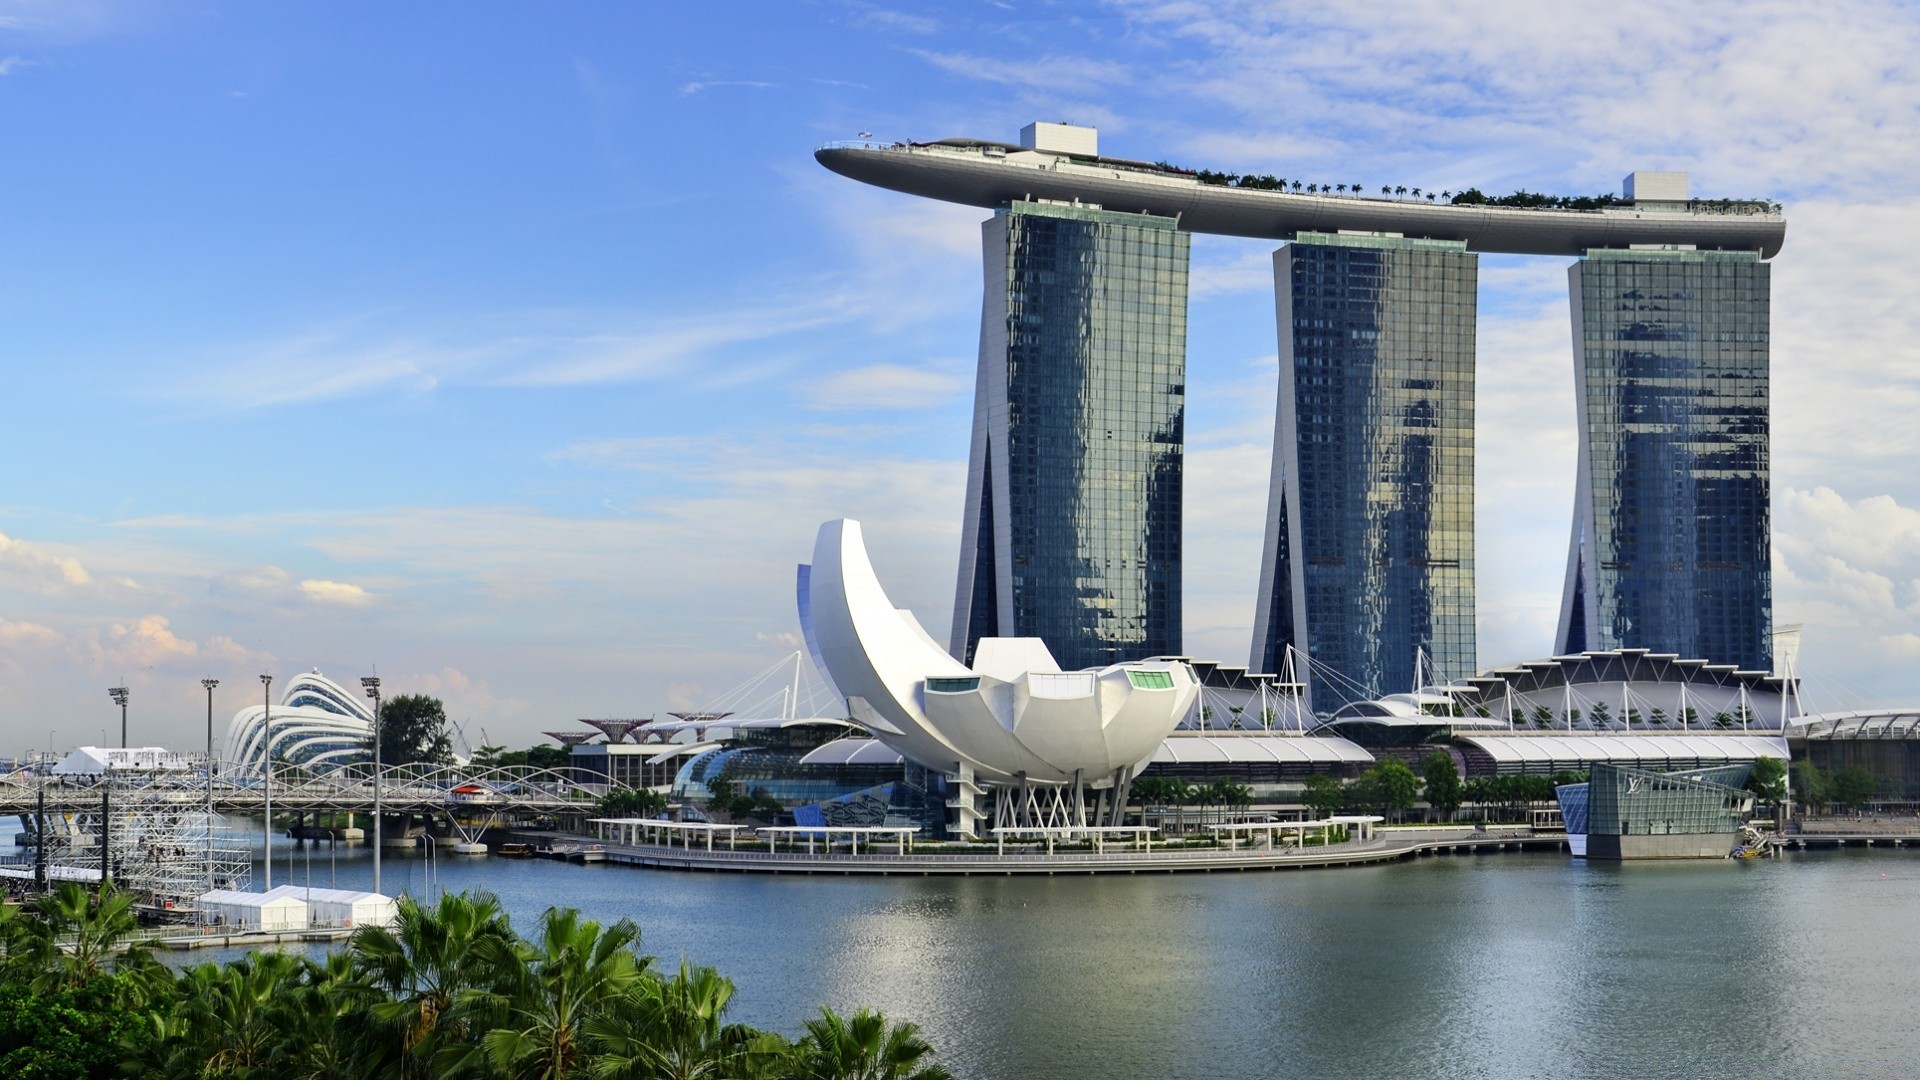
4, 0, 1919, 750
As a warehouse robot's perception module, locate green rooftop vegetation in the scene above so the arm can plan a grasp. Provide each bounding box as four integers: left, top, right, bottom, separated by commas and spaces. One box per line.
1158, 164, 1780, 214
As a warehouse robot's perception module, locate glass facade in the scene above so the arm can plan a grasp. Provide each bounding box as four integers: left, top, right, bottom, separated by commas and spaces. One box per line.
952, 202, 1189, 671
1587, 762, 1753, 837
1557, 250, 1771, 671
1253, 234, 1477, 712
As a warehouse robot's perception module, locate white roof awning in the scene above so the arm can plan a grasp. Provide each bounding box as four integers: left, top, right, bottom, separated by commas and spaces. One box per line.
1149, 735, 1375, 766
798, 739, 908, 767
1461, 733, 1788, 766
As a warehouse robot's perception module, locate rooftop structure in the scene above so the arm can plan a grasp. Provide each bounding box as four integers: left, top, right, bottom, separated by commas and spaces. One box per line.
580, 719, 647, 744
817, 136, 1785, 258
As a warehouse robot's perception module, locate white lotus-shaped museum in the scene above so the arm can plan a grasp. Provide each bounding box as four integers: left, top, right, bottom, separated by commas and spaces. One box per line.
802, 519, 1198, 788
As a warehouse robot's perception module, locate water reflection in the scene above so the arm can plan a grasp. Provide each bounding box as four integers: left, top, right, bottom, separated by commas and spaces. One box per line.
164, 841, 1920, 1079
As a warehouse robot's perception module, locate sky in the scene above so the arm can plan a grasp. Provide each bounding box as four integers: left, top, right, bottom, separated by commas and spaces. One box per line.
2, 0, 1918, 753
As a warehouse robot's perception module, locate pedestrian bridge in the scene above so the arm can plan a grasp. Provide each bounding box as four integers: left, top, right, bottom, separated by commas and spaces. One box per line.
0, 762, 613, 818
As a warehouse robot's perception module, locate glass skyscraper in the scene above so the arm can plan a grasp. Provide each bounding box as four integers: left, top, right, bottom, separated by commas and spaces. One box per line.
951, 201, 1189, 671
1252, 234, 1477, 711
1555, 249, 1771, 671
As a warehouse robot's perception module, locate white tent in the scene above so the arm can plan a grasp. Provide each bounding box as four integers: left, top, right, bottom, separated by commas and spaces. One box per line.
263, 885, 397, 929
195, 888, 309, 931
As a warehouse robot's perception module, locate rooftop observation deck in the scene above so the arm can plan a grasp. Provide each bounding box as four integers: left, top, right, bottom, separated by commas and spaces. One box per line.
816, 139, 1786, 259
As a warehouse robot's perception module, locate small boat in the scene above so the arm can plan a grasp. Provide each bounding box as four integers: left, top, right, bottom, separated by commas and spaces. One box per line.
493, 842, 532, 858
567, 844, 607, 864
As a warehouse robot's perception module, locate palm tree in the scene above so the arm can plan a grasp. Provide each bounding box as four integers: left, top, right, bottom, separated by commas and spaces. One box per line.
30, 882, 151, 990
792, 1007, 954, 1080
586, 961, 780, 1079
168, 951, 313, 1076
352, 889, 521, 1076
472, 907, 650, 1080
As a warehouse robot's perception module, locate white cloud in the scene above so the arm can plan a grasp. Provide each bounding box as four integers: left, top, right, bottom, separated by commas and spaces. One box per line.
677, 80, 777, 95
910, 49, 1130, 94
299, 579, 375, 606
0, 530, 94, 589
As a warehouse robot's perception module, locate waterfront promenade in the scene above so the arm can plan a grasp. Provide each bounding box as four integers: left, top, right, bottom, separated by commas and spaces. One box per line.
555, 825, 1563, 876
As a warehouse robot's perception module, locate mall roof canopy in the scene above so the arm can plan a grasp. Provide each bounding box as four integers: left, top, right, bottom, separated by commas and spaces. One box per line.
1149, 735, 1374, 766
1460, 734, 1787, 771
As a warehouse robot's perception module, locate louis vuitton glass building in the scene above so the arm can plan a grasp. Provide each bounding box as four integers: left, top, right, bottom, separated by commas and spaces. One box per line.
1554, 249, 1772, 671
951, 201, 1189, 670
1253, 234, 1477, 710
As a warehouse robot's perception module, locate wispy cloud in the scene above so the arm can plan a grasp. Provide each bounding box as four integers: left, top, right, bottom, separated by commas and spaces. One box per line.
804, 360, 971, 410
0, 56, 37, 75
677, 80, 777, 95
910, 49, 1129, 93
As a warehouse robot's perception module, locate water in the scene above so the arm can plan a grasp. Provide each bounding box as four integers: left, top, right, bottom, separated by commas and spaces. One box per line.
183, 840, 1920, 1078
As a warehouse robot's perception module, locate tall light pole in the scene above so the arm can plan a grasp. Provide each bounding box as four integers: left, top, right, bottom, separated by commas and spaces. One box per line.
107, 686, 129, 749
260, 673, 274, 891
202, 678, 219, 892
361, 676, 382, 895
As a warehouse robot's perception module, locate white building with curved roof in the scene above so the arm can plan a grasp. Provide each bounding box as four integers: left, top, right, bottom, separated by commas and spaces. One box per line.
224, 670, 374, 771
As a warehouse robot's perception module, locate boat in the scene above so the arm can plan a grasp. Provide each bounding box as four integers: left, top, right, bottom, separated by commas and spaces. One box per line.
493, 842, 532, 858
567, 844, 607, 864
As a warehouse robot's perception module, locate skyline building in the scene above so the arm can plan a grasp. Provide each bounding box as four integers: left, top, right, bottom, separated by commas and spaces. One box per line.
1252, 234, 1478, 710
819, 131, 1785, 684
951, 198, 1190, 670
1554, 246, 1772, 671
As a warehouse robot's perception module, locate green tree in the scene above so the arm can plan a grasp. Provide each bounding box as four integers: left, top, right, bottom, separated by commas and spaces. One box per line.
1793, 761, 1832, 810
1746, 757, 1788, 806
1420, 752, 1463, 822
372, 694, 455, 767
1830, 766, 1876, 810
584, 960, 784, 1079
1365, 759, 1421, 823
351, 890, 521, 1076
28, 883, 155, 992
468, 909, 649, 1080
0, 976, 153, 1080
599, 788, 668, 818
790, 1007, 955, 1080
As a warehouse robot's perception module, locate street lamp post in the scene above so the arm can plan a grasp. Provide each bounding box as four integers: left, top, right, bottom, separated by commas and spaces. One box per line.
107, 687, 129, 749
361, 676, 382, 895
260, 674, 274, 891
202, 678, 219, 892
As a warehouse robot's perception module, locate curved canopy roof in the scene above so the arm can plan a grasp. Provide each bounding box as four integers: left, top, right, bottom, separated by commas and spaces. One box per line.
798, 738, 909, 767
1461, 734, 1786, 765
1789, 711, 1920, 740
1149, 735, 1374, 766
